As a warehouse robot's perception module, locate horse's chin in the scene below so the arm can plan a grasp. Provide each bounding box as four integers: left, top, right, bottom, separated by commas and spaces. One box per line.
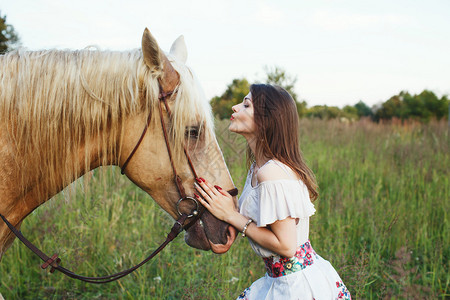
184, 213, 237, 253
184, 221, 211, 250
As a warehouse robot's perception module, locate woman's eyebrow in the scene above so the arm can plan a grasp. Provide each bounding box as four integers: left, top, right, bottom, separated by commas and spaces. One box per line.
244, 96, 252, 101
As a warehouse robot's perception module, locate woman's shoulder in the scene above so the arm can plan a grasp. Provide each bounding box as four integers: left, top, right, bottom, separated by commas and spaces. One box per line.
256, 159, 300, 183
255, 160, 316, 227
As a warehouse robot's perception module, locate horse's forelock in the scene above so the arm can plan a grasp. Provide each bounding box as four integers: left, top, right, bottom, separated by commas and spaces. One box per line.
167, 56, 215, 159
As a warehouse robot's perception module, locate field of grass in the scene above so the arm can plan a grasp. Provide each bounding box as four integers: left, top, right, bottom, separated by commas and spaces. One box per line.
1, 118, 448, 299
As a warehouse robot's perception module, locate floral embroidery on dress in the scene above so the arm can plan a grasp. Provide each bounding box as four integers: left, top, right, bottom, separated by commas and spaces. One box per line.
263, 240, 318, 278
237, 287, 250, 300
336, 280, 352, 299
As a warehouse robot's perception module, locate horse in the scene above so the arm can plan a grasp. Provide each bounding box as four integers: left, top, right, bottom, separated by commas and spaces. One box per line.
0, 28, 238, 262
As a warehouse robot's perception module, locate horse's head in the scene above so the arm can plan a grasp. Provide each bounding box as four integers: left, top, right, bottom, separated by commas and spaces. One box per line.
120, 29, 237, 253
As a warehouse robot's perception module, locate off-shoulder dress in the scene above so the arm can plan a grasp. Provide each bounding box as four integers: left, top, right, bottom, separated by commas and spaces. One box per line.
237, 160, 351, 300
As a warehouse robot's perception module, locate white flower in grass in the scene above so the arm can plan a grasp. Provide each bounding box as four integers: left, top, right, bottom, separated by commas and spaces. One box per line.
228, 277, 239, 283
153, 276, 162, 283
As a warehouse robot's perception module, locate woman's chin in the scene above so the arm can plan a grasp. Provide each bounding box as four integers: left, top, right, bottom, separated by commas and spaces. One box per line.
228, 124, 241, 134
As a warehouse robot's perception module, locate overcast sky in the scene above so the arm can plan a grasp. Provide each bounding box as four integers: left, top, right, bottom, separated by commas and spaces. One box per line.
1, 0, 449, 107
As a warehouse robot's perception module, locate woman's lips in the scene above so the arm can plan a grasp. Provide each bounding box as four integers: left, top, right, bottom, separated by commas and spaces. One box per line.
230, 116, 235, 121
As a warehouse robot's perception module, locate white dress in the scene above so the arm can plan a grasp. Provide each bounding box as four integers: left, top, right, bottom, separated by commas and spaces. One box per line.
237, 160, 351, 300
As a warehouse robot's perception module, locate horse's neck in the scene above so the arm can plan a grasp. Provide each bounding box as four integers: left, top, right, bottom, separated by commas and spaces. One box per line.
43, 130, 120, 197
0, 124, 121, 256
0, 125, 119, 221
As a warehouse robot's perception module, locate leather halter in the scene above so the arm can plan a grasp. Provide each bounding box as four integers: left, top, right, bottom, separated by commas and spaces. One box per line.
121, 83, 238, 215
0, 81, 238, 283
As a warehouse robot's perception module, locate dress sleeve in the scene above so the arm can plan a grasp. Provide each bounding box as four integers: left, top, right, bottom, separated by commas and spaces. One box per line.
256, 180, 316, 227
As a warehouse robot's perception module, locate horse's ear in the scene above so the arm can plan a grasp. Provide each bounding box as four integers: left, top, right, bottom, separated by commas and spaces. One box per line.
142, 28, 162, 71
142, 28, 179, 91
170, 35, 187, 64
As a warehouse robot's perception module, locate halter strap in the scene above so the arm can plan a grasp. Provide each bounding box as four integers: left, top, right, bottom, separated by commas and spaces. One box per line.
120, 112, 153, 175
121, 84, 237, 198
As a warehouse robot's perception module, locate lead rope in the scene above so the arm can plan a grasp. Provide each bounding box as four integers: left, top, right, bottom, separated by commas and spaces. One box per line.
0, 213, 189, 283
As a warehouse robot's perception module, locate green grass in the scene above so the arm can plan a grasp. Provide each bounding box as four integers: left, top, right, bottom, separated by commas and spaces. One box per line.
1, 119, 448, 299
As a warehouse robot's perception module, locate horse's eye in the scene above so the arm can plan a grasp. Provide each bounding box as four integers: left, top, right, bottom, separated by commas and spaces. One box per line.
186, 127, 199, 139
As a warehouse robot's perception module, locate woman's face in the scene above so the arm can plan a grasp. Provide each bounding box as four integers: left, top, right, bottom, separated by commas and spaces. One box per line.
229, 92, 256, 137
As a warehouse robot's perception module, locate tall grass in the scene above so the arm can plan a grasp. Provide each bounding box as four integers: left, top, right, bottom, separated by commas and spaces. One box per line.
0, 119, 448, 299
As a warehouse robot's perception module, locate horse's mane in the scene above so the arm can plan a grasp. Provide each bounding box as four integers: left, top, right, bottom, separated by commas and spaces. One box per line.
0, 48, 213, 197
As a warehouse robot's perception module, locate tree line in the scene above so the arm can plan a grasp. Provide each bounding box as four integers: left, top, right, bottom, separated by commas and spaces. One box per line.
211, 68, 449, 123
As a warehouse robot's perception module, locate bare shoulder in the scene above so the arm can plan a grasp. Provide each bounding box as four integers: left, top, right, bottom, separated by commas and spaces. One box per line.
256, 160, 300, 183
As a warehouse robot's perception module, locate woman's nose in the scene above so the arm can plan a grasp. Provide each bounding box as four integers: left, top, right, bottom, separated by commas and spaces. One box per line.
232, 105, 237, 112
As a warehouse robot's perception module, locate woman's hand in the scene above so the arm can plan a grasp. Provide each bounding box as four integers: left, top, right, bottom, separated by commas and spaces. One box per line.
194, 177, 238, 223
195, 178, 297, 257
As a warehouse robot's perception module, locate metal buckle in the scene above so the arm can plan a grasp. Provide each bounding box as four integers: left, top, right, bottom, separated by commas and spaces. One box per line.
176, 197, 199, 218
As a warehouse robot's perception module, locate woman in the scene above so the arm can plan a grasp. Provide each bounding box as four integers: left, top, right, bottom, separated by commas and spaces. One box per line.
195, 84, 351, 299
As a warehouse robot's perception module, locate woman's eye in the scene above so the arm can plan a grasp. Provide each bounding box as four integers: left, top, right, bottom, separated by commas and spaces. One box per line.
244, 104, 249, 108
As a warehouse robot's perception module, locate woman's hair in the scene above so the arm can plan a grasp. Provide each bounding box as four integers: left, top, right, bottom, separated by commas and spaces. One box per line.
247, 83, 318, 201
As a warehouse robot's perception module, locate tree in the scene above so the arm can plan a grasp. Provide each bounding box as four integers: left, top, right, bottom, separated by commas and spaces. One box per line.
305, 105, 342, 120
263, 65, 312, 118
1, 12, 20, 54
402, 91, 430, 121
416, 90, 448, 120
210, 78, 250, 119
354, 100, 373, 118
263, 66, 298, 101
296, 100, 308, 118
342, 105, 359, 120
374, 93, 406, 121
373, 90, 448, 122
211, 66, 306, 119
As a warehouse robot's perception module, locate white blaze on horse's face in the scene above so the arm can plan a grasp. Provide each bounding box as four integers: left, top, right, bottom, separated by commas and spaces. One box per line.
120, 29, 237, 253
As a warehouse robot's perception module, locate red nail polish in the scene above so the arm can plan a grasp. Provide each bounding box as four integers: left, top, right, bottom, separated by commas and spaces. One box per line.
200, 177, 206, 182
194, 193, 200, 198
214, 185, 222, 190
195, 178, 202, 183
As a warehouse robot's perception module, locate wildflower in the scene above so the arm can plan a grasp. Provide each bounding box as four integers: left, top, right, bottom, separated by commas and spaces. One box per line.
228, 277, 239, 283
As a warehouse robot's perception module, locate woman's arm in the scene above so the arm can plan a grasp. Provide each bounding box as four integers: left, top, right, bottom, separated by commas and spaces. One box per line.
194, 178, 298, 258
230, 212, 298, 258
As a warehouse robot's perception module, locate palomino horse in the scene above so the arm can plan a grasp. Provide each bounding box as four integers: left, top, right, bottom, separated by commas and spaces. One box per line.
0, 28, 237, 262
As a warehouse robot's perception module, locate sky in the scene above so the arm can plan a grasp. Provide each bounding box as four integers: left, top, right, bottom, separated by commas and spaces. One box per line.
1, 0, 449, 107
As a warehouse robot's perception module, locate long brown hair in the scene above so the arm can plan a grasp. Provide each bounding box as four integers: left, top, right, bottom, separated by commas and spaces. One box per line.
247, 84, 319, 201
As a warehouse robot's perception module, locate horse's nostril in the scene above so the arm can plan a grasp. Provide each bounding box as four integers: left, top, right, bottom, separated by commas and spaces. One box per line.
227, 224, 237, 239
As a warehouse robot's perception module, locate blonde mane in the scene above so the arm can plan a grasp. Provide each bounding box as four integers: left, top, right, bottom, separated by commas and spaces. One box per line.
0, 48, 213, 198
